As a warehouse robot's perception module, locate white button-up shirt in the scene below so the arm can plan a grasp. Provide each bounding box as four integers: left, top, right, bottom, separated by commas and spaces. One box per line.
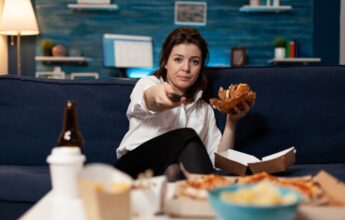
116, 76, 222, 165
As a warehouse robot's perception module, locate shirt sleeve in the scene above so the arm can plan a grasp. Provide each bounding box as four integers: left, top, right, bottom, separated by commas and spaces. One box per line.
203, 105, 222, 166
127, 76, 159, 118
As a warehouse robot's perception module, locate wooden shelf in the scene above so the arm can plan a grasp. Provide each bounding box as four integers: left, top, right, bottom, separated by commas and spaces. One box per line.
35, 56, 90, 64
67, 4, 119, 11
239, 5, 292, 13
269, 58, 321, 64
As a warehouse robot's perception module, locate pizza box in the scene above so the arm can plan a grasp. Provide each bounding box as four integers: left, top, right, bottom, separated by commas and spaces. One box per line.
163, 171, 345, 220
296, 170, 345, 220
163, 181, 215, 218
215, 146, 296, 176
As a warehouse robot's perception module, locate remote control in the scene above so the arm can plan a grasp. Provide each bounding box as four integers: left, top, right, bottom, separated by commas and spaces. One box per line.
168, 93, 182, 102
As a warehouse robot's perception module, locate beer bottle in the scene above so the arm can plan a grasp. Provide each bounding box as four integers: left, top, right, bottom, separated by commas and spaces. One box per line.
57, 100, 85, 152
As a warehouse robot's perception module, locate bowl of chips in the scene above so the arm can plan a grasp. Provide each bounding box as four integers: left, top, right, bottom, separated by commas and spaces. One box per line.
208, 181, 302, 220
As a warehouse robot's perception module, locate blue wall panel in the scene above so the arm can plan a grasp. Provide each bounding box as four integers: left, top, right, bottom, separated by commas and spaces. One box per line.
35, 0, 313, 78
314, 0, 340, 64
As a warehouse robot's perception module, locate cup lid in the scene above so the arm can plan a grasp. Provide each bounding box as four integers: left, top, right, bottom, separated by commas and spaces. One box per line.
47, 147, 85, 164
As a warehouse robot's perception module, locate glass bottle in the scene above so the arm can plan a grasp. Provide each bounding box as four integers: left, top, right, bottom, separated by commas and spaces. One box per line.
57, 100, 85, 151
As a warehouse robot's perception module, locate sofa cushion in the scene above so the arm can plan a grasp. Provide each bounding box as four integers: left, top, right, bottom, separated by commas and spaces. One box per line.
0, 201, 34, 220
206, 65, 345, 164
0, 76, 136, 165
0, 166, 50, 202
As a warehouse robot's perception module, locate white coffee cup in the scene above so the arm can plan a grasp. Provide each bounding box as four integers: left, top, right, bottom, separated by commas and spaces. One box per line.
47, 147, 86, 200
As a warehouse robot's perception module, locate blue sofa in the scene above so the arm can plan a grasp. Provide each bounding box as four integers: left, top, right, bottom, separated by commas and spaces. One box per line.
1, 65, 345, 219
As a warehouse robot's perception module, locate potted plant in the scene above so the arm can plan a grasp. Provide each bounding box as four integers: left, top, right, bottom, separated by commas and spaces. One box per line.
40, 39, 55, 56
274, 37, 287, 59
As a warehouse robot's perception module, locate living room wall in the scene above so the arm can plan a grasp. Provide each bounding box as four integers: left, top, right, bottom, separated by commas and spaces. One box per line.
314, 0, 340, 65
8, 0, 339, 78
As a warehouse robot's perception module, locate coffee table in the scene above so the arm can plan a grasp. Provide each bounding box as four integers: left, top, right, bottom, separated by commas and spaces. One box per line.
19, 190, 214, 220
19, 191, 86, 220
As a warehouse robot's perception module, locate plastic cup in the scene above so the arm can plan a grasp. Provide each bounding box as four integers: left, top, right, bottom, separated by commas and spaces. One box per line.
47, 147, 86, 200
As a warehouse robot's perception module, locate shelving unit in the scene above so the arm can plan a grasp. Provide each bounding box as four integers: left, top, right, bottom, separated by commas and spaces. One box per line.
268, 58, 321, 65
239, 5, 292, 13
35, 56, 91, 64
67, 4, 119, 11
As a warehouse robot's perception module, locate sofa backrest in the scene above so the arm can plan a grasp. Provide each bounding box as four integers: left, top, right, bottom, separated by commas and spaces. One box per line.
1, 65, 345, 166
206, 65, 345, 164
0, 76, 136, 165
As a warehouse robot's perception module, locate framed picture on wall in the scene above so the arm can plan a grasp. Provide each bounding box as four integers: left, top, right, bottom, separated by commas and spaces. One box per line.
231, 48, 247, 67
175, 1, 207, 26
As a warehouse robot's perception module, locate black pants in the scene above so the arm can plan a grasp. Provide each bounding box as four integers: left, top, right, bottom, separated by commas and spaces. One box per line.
115, 128, 214, 178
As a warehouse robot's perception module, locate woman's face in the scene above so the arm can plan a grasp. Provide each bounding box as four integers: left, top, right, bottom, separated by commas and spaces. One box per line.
165, 43, 202, 93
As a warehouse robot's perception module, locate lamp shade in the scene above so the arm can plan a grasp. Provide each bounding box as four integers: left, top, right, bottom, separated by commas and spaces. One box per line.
0, 0, 39, 36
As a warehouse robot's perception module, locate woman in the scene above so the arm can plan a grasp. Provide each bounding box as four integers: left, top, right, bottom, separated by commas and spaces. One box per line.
115, 27, 252, 180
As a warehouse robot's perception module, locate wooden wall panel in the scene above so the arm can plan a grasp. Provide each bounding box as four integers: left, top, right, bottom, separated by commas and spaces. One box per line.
35, 0, 313, 78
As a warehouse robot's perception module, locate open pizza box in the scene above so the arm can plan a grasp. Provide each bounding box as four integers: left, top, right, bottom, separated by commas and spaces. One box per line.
163, 170, 345, 220
296, 170, 345, 220
78, 164, 132, 220
215, 146, 296, 176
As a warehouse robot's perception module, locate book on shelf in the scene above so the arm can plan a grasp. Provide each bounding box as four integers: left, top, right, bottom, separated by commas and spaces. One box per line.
285, 42, 290, 58
294, 40, 299, 57
284, 40, 299, 58
289, 41, 295, 58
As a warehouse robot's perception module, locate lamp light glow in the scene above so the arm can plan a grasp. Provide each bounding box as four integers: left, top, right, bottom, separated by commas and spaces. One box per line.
0, 0, 39, 76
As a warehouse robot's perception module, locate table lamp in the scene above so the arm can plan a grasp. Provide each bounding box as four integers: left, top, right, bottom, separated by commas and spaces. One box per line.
0, 0, 39, 76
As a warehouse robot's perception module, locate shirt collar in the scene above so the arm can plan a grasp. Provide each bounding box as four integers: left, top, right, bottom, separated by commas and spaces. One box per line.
193, 90, 203, 102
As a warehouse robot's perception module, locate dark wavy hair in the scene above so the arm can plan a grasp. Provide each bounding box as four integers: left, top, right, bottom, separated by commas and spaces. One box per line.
153, 27, 209, 101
